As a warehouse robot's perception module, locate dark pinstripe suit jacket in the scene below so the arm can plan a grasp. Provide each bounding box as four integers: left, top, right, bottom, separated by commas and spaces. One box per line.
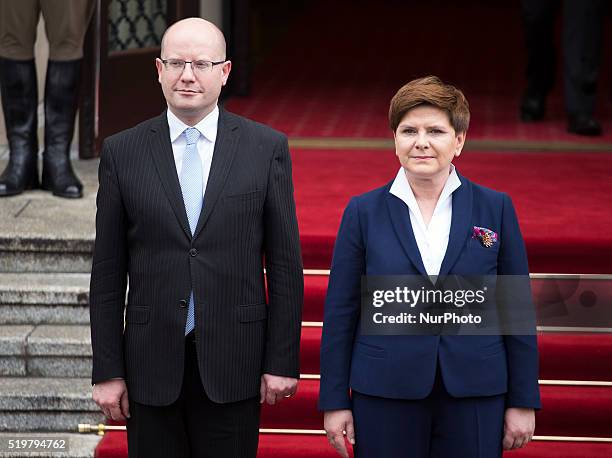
89, 108, 304, 406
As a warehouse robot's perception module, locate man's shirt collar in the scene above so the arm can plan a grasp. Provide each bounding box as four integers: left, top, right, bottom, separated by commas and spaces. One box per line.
167, 105, 219, 143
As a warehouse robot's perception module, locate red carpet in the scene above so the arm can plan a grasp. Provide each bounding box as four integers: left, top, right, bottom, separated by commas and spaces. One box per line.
226, 1, 612, 143
293, 149, 612, 273
228, 90, 612, 144
96, 431, 612, 458
538, 333, 612, 381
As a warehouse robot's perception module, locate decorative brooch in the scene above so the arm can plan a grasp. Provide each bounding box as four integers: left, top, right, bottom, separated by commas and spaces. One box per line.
472, 226, 498, 248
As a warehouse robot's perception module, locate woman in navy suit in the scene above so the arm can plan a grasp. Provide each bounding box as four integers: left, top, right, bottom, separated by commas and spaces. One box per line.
319, 76, 541, 458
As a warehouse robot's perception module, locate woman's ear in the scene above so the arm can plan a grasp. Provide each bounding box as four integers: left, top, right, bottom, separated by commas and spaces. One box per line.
455, 132, 466, 157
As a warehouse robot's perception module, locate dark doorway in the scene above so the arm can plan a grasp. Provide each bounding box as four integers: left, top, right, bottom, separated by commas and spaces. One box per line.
80, 0, 199, 158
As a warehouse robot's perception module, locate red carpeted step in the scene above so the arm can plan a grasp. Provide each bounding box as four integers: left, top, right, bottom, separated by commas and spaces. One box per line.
94, 431, 125, 458
95, 431, 612, 458
300, 326, 321, 375
505, 441, 612, 458
260, 436, 612, 458
303, 275, 327, 322
260, 379, 322, 431
93, 432, 350, 458
536, 385, 612, 437
299, 326, 612, 381
260, 380, 612, 438
538, 333, 612, 381
258, 434, 351, 458
259, 435, 612, 458
291, 149, 612, 273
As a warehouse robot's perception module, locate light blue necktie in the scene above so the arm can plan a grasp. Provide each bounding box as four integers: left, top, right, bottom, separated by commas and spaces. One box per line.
180, 127, 202, 335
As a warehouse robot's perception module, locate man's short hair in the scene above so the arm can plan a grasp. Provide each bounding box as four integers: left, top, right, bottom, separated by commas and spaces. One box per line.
389, 76, 470, 134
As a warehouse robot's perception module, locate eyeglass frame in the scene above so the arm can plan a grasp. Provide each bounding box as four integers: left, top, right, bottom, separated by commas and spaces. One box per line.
159, 58, 227, 73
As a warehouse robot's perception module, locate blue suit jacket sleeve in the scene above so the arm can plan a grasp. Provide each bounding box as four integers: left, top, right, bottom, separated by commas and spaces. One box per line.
499, 194, 542, 409
319, 197, 365, 410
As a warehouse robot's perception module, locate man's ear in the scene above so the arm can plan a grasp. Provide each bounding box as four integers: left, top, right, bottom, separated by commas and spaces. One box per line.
222, 60, 232, 86
155, 58, 163, 84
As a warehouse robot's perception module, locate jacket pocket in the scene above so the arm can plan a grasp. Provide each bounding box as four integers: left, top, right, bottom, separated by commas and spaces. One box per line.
353, 341, 386, 358
226, 190, 263, 200
238, 303, 268, 322
480, 341, 505, 358
125, 305, 150, 324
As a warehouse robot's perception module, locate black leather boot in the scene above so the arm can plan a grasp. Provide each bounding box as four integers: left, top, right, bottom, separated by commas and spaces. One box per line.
41, 59, 83, 198
0, 57, 39, 197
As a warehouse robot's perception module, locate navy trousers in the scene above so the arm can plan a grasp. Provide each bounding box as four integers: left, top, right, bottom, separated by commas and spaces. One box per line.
352, 368, 505, 458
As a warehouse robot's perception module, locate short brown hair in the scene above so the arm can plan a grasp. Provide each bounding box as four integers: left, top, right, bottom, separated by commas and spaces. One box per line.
389, 76, 470, 133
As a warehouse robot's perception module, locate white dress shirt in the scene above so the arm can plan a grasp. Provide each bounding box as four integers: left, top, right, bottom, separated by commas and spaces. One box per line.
389, 165, 462, 276
167, 105, 219, 197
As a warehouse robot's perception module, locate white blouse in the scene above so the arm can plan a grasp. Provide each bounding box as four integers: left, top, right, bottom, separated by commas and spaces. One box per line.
389, 165, 461, 275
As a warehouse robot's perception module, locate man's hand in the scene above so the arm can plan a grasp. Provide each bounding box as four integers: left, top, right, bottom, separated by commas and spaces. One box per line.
92, 379, 130, 421
259, 374, 298, 405
503, 407, 535, 450
324, 409, 355, 458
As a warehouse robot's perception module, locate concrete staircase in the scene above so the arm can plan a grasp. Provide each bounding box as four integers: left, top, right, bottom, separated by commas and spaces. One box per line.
0, 159, 103, 457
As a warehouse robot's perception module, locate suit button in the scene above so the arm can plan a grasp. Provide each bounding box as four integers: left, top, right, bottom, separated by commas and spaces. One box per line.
178, 299, 187, 308
189, 248, 198, 257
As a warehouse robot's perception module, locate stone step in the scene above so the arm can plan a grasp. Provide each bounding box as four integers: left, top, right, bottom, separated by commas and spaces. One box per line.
0, 274, 90, 325
0, 326, 92, 378
0, 432, 101, 457
0, 378, 103, 432
0, 236, 93, 274
0, 159, 99, 274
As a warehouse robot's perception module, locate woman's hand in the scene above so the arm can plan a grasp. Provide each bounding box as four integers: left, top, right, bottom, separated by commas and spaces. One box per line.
324, 409, 355, 458
503, 407, 535, 450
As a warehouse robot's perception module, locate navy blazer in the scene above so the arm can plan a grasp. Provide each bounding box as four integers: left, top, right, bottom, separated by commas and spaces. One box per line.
319, 172, 541, 411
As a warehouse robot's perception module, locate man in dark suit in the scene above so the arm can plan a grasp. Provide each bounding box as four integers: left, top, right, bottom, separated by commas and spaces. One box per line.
89, 18, 303, 458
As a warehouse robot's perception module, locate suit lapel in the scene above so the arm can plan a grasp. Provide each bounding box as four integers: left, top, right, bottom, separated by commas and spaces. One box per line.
192, 108, 240, 240
148, 112, 191, 239
438, 174, 473, 276
386, 190, 427, 276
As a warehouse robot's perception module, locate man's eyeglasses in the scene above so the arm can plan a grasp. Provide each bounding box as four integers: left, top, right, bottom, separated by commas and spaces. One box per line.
160, 58, 226, 73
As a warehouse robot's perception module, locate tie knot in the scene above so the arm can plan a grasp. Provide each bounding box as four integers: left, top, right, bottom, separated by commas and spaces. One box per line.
184, 127, 200, 145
